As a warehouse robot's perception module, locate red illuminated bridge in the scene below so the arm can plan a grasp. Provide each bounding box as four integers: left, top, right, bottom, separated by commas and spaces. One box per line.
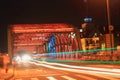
8, 23, 81, 58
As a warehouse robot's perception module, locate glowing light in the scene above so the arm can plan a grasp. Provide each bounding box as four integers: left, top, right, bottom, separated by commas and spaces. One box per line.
21, 54, 32, 62
84, 18, 93, 22
46, 47, 117, 55
29, 60, 120, 79
15, 56, 21, 62
13, 28, 74, 33
11, 24, 74, 33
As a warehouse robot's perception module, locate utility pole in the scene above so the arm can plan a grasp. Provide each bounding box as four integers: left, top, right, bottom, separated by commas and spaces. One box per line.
106, 0, 114, 59
106, 0, 111, 26
75, 28, 82, 50
8, 26, 13, 64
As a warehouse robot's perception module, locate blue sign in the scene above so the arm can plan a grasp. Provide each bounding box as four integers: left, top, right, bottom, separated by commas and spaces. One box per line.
84, 18, 93, 22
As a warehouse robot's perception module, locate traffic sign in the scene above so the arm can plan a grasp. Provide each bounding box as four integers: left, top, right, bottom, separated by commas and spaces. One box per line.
109, 25, 114, 31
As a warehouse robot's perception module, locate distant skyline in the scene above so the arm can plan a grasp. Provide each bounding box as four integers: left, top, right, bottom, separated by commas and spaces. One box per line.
0, 0, 120, 52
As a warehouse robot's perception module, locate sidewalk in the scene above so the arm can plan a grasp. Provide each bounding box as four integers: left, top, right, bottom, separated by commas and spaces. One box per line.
0, 65, 14, 80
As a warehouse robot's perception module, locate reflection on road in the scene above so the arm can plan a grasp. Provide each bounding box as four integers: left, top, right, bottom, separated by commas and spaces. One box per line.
11, 60, 120, 80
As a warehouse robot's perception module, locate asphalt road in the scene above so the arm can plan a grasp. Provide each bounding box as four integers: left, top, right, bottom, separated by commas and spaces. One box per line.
10, 60, 120, 80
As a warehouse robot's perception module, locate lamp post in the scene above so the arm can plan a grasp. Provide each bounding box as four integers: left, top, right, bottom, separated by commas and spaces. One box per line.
106, 0, 114, 60
106, 0, 111, 26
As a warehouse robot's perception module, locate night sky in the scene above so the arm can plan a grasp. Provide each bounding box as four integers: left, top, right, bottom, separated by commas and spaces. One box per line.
0, 0, 120, 52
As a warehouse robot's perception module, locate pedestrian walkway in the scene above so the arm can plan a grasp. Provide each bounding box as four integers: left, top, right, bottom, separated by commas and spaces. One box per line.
7, 75, 102, 80
9, 74, 120, 80
0, 65, 14, 80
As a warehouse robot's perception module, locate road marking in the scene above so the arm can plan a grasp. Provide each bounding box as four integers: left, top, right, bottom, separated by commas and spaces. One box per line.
91, 73, 119, 80
76, 74, 97, 80
61, 76, 76, 80
31, 78, 39, 80
15, 79, 22, 80
46, 77, 57, 80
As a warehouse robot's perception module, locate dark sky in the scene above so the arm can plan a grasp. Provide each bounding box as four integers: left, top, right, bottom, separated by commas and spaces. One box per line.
0, 0, 120, 52
0, 0, 119, 25
0, 0, 86, 24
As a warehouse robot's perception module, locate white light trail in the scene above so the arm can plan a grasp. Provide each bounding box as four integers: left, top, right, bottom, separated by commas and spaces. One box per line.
46, 77, 57, 80
33, 60, 120, 73
29, 61, 120, 78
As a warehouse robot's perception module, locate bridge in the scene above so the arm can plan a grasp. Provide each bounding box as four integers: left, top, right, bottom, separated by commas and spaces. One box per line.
8, 24, 82, 61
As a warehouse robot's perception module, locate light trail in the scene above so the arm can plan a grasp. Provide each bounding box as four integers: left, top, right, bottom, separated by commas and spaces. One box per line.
33, 60, 120, 73
29, 61, 120, 80
46, 77, 57, 80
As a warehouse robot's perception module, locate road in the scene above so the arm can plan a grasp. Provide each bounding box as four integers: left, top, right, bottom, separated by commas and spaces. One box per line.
10, 60, 120, 80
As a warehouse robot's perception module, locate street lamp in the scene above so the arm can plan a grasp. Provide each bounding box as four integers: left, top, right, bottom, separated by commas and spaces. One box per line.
106, 0, 111, 26
106, 0, 114, 60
